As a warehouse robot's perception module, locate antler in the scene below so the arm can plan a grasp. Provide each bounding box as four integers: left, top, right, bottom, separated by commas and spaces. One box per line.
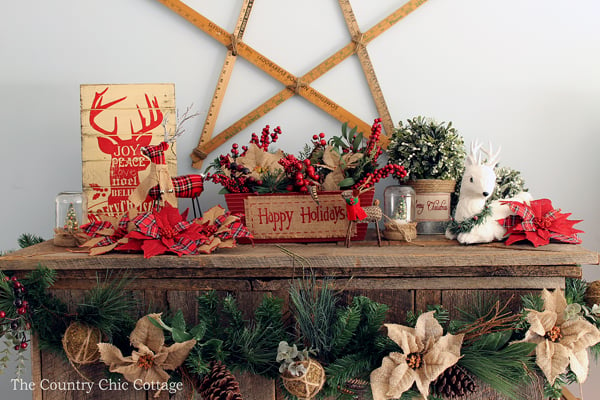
89, 88, 127, 135
131, 94, 163, 136
467, 140, 482, 166
481, 141, 501, 167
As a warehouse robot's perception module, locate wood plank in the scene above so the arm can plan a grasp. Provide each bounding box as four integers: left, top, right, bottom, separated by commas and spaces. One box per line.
2, 241, 595, 277
31, 334, 43, 400
415, 289, 441, 313
441, 289, 537, 321
235, 371, 275, 400
254, 277, 565, 291
342, 289, 413, 324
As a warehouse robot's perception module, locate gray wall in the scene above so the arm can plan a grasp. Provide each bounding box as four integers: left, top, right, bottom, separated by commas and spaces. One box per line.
1, 0, 599, 398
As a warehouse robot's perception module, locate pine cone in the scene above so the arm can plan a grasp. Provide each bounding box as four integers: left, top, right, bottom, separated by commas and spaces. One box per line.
433, 364, 477, 398
338, 378, 369, 398
197, 361, 243, 400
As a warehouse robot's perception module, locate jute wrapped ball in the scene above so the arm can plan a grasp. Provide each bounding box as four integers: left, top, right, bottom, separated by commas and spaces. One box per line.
62, 322, 102, 365
585, 280, 600, 308
282, 359, 326, 400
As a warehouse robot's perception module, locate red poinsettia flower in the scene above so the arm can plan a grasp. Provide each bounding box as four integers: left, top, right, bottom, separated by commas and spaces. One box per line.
499, 199, 583, 247
116, 204, 204, 258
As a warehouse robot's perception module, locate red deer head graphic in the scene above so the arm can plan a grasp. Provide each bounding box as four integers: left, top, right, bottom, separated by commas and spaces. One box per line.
89, 87, 163, 215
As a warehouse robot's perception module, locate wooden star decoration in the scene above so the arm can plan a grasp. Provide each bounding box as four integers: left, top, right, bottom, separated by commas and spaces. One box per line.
156, 0, 428, 169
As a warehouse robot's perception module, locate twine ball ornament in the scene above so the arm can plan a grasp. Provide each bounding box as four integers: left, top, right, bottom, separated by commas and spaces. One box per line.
62, 321, 102, 365
584, 280, 600, 308
282, 358, 326, 400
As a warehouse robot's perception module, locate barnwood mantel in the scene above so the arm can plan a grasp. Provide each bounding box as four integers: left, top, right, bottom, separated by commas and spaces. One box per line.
1, 238, 597, 400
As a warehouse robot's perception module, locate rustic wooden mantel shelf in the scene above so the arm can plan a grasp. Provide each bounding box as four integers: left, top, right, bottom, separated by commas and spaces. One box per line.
0, 238, 597, 400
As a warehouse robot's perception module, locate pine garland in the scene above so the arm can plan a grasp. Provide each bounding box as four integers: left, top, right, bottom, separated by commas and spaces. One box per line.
4, 261, 600, 400
184, 291, 290, 380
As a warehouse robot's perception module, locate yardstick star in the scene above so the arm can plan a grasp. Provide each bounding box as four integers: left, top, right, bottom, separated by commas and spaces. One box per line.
155, 0, 428, 169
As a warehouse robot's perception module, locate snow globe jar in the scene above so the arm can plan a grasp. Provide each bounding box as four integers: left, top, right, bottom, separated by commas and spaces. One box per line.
383, 185, 417, 241
54, 191, 87, 246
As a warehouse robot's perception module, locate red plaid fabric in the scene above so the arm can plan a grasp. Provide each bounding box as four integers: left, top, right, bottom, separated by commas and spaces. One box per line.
148, 174, 204, 200
81, 213, 132, 248
499, 199, 583, 247
119, 204, 203, 257
81, 221, 113, 237
141, 141, 169, 165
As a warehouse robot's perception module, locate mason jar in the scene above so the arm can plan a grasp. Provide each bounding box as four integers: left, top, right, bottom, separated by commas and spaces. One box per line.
55, 191, 87, 233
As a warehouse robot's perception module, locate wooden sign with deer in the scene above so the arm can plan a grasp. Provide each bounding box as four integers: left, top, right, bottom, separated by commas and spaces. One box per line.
81, 83, 177, 220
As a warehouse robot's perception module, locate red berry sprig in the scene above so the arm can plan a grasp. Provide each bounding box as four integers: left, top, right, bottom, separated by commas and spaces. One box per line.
311, 132, 327, 147
364, 118, 383, 162
352, 164, 407, 190
0, 275, 31, 352
278, 155, 320, 193
250, 125, 282, 151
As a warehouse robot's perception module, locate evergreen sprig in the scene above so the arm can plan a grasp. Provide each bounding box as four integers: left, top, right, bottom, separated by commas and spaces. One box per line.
542, 370, 577, 400
406, 305, 449, 329
75, 271, 136, 341
460, 342, 536, 400
189, 291, 289, 379
17, 233, 45, 249
565, 277, 587, 305
491, 166, 528, 201
21, 266, 69, 353
289, 276, 338, 360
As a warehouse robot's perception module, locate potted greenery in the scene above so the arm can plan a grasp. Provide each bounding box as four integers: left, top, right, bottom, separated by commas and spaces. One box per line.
386, 116, 466, 234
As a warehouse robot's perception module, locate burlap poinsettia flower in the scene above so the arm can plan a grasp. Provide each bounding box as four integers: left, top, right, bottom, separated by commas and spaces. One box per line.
97, 313, 196, 398
499, 199, 583, 247
519, 288, 600, 384
80, 210, 136, 255
370, 311, 464, 399
193, 205, 253, 254
234, 143, 285, 180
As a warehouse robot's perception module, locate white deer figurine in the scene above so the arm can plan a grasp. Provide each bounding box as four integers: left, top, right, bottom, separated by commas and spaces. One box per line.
445, 141, 532, 244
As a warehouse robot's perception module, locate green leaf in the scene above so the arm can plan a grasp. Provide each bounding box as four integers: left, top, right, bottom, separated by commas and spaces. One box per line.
172, 328, 194, 343
171, 310, 187, 332
341, 122, 349, 139
352, 133, 363, 151
148, 315, 172, 332
190, 322, 207, 341
338, 177, 355, 188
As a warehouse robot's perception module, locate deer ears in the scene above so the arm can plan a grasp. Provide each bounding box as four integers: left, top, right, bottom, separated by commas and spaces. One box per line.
466, 140, 501, 167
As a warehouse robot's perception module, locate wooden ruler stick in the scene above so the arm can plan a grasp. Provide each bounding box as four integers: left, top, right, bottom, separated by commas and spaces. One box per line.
156, 0, 427, 166
338, 0, 394, 139
200, 85, 373, 158
191, 0, 255, 169
208, 0, 428, 149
